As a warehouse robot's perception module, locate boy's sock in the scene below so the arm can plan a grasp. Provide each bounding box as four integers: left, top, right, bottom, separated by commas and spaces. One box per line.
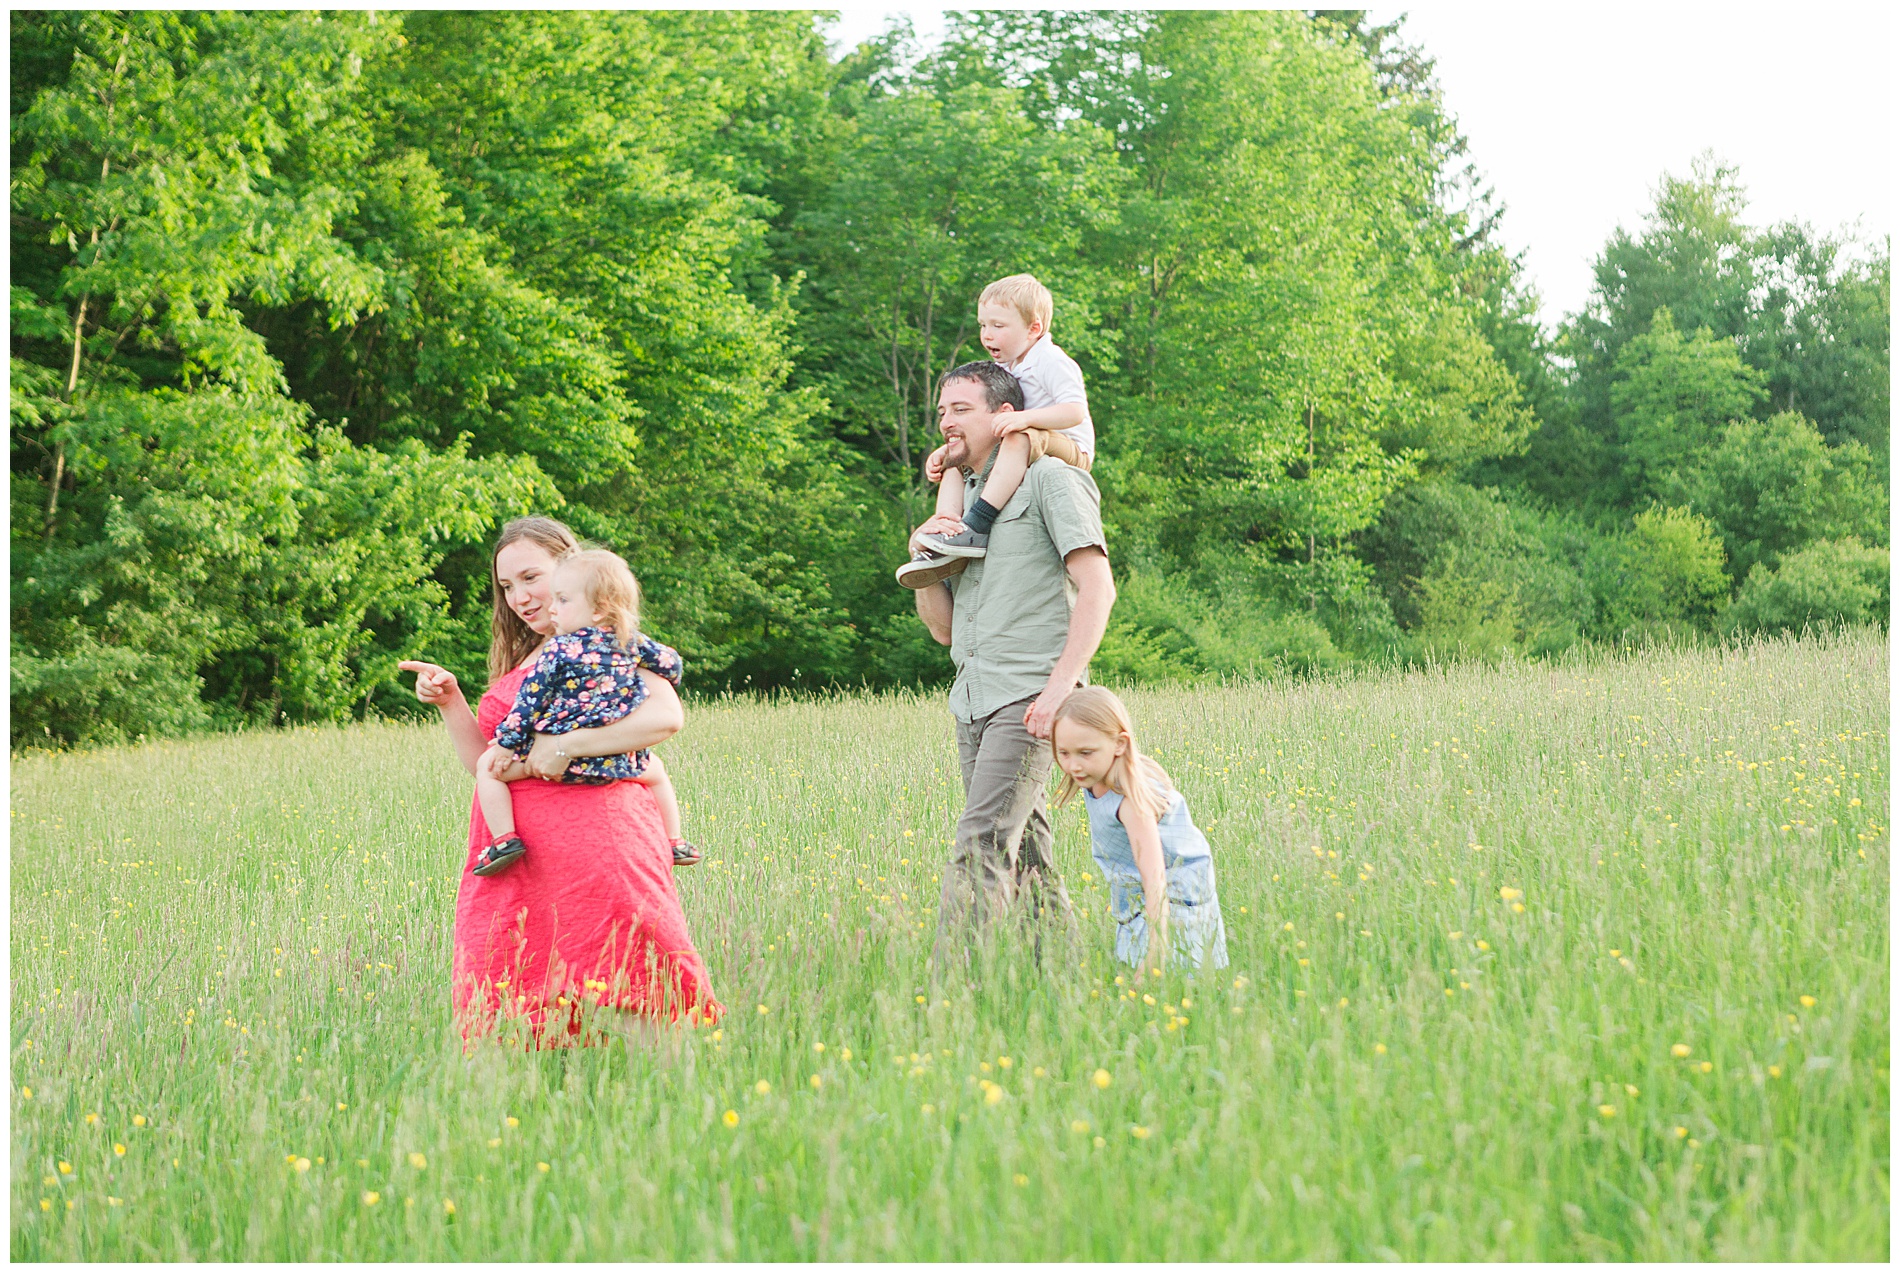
961, 497, 1001, 535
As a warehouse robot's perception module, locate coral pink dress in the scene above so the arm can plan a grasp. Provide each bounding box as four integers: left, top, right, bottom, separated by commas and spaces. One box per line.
452, 662, 721, 1045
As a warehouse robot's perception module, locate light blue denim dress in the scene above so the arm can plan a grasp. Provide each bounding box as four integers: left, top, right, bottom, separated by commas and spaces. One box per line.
1083, 781, 1229, 971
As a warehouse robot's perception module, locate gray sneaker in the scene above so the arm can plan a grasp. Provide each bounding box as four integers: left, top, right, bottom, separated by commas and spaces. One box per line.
917, 529, 989, 559
896, 550, 969, 589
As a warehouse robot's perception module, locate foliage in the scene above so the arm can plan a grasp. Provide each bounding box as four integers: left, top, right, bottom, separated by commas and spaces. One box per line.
9, 12, 546, 747
1590, 505, 1731, 638
1608, 308, 1763, 504
1672, 411, 1887, 583
1722, 538, 1891, 636
10, 13, 1888, 747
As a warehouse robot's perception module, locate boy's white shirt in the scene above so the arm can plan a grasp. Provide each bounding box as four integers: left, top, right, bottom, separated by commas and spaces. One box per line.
1004, 334, 1094, 458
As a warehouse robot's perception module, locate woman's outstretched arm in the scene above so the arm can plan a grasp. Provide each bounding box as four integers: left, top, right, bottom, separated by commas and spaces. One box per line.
398, 660, 488, 775
523, 672, 684, 779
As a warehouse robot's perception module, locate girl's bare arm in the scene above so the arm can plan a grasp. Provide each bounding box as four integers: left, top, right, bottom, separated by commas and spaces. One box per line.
1119, 797, 1171, 973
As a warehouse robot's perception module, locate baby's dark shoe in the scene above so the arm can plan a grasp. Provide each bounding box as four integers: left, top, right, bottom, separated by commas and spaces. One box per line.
670, 838, 704, 867
472, 834, 527, 877
895, 550, 968, 589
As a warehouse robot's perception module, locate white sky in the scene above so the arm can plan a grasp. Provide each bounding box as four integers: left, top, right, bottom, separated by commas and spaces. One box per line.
823, 5, 1893, 325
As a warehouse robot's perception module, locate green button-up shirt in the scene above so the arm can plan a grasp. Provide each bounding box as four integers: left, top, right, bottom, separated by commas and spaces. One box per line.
945, 457, 1108, 724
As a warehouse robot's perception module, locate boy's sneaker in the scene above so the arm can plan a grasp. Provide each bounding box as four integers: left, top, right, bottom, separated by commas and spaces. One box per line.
472, 834, 527, 877
917, 528, 989, 559
895, 550, 968, 589
670, 838, 703, 867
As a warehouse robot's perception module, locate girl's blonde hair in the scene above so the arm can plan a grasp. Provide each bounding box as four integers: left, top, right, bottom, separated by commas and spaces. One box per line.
553, 549, 643, 651
1051, 686, 1174, 823
489, 516, 581, 680
979, 273, 1054, 332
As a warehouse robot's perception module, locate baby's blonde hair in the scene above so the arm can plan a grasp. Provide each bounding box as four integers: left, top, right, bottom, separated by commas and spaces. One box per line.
1051, 686, 1174, 823
554, 548, 642, 651
979, 273, 1053, 333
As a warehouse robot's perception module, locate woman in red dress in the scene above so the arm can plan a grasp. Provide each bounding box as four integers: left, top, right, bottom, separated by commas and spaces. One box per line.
400, 517, 721, 1045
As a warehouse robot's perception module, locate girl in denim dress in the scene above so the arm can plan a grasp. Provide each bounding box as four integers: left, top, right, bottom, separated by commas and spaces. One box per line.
472, 549, 701, 876
1052, 686, 1229, 973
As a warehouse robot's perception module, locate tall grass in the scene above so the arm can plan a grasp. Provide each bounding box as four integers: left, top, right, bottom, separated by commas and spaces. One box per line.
11, 629, 1888, 1259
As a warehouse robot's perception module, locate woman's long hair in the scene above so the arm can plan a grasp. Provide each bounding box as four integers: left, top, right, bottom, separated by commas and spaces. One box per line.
489, 516, 580, 680
1051, 686, 1175, 823
554, 550, 643, 651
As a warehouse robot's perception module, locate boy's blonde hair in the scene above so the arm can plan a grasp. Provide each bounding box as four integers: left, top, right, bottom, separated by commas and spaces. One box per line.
1051, 686, 1175, 824
979, 273, 1053, 333
554, 548, 642, 651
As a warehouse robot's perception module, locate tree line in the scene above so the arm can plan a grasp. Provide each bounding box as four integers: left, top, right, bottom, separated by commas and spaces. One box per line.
11, 10, 1889, 747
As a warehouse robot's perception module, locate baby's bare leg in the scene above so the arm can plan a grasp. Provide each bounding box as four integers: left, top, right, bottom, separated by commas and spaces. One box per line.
979, 433, 1033, 513
634, 753, 684, 842
475, 746, 519, 841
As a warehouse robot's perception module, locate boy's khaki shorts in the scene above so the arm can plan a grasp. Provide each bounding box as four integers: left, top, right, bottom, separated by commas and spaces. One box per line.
1018, 427, 1093, 471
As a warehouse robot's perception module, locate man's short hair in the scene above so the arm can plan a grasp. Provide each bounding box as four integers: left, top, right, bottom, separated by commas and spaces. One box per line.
941, 360, 1025, 413
979, 274, 1054, 331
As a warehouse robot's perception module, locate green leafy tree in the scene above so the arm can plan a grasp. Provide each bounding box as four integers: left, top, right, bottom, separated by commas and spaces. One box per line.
1608, 307, 1764, 503
1592, 505, 1731, 637
10, 12, 541, 745
1675, 412, 1887, 583
1722, 538, 1890, 635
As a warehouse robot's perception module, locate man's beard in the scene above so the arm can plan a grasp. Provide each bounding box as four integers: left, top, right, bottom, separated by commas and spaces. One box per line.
941, 436, 975, 472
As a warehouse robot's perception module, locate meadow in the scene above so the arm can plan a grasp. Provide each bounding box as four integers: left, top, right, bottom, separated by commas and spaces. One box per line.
10, 629, 1889, 1260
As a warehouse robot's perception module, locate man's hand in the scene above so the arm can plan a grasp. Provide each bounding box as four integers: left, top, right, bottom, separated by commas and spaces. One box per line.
924, 445, 949, 484
1022, 673, 1076, 740
909, 513, 966, 554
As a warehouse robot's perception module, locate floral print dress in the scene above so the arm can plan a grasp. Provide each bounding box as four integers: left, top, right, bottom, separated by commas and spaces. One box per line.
490, 628, 683, 782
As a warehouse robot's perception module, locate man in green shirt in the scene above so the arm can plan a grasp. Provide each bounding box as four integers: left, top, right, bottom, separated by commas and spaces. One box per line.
912, 361, 1116, 963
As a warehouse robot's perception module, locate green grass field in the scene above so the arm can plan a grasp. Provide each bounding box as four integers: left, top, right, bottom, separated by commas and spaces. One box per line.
11, 630, 1890, 1259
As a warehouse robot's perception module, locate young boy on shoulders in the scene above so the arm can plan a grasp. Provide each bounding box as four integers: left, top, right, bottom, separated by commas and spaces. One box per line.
897, 274, 1096, 588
